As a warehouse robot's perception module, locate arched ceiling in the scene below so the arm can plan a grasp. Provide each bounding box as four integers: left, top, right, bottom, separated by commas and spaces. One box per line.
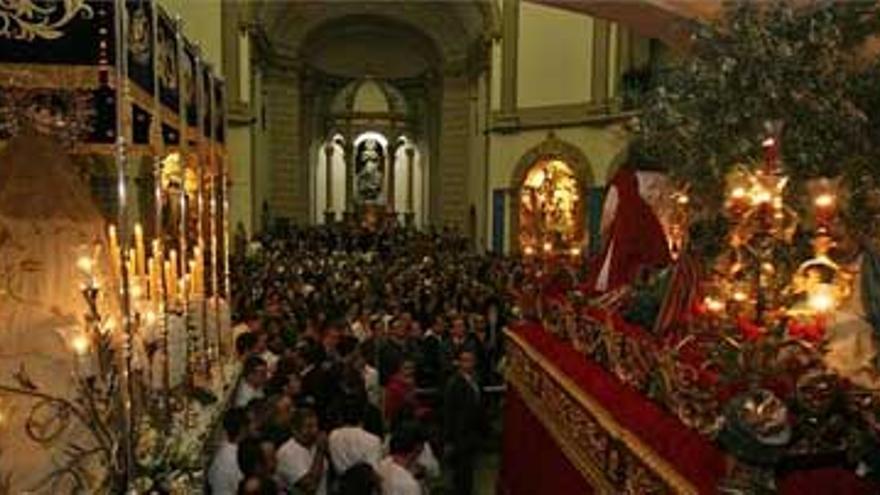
302, 15, 440, 79
249, 0, 499, 72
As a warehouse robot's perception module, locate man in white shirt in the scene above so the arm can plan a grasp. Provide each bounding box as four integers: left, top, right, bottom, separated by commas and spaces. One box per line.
208, 408, 248, 495
328, 399, 382, 474
235, 355, 268, 408
277, 406, 329, 495
377, 428, 424, 495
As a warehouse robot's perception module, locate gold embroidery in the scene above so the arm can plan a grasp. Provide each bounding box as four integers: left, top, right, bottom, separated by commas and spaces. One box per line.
0, 0, 93, 41
506, 329, 699, 495
0, 64, 103, 89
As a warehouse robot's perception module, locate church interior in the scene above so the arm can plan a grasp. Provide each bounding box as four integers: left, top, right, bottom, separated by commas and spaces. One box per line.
2, 0, 880, 493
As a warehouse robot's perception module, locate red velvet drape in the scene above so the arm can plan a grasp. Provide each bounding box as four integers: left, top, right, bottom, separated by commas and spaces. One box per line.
498, 389, 593, 495
501, 324, 880, 495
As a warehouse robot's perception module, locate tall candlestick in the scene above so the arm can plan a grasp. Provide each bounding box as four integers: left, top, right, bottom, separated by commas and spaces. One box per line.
134, 223, 146, 277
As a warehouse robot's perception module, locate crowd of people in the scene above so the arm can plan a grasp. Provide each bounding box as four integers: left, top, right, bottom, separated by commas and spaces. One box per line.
210, 223, 521, 495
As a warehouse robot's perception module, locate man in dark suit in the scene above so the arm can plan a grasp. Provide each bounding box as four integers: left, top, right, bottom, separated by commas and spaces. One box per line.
443, 349, 484, 495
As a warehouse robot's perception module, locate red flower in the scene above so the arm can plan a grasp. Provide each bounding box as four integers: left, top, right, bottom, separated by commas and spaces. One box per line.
692, 300, 708, 317
787, 316, 826, 343
736, 316, 764, 341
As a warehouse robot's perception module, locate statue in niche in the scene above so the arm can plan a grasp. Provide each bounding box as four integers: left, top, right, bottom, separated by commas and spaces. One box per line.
355, 138, 385, 203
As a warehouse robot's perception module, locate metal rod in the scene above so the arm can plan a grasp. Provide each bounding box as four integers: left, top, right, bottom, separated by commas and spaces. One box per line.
210, 78, 223, 382
151, 0, 172, 429
174, 15, 194, 427
195, 51, 212, 379
113, 0, 135, 488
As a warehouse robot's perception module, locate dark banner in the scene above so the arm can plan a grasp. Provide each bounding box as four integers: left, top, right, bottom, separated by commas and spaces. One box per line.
156, 6, 178, 112
214, 78, 225, 144
183, 41, 198, 127
0, 0, 113, 65
126, 0, 155, 94
90, 85, 117, 144
132, 103, 152, 145
202, 64, 212, 139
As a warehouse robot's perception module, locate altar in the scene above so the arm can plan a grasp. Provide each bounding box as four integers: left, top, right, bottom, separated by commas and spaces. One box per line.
500, 324, 880, 494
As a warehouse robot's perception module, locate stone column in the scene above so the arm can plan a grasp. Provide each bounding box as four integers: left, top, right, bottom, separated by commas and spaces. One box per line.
437, 73, 471, 229
344, 138, 354, 222
386, 141, 397, 218
323, 142, 335, 223
405, 146, 415, 226
264, 65, 305, 222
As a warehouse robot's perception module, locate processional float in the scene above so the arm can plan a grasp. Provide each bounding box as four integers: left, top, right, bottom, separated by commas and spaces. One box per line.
0, 1, 232, 492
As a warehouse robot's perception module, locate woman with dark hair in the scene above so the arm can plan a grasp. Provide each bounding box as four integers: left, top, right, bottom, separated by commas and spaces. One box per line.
339, 463, 379, 495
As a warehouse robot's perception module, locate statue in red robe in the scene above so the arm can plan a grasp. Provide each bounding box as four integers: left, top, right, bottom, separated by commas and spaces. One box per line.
587, 168, 671, 293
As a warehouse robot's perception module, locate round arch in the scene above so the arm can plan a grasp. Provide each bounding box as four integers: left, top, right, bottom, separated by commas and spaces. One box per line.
508, 132, 596, 253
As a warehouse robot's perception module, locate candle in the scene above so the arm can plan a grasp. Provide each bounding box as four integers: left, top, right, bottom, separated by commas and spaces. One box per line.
164, 260, 175, 302
108, 224, 120, 277
169, 249, 179, 287
189, 259, 197, 297
134, 223, 146, 277
152, 238, 162, 259
149, 257, 160, 302
194, 245, 203, 296
127, 248, 137, 283
71, 333, 91, 376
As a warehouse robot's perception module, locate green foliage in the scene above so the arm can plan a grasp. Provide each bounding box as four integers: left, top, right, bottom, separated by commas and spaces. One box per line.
637, 1, 880, 209
622, 267, 671, 329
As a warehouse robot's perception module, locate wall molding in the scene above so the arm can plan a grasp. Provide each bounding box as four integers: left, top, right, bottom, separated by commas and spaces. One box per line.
490, 104, 637, 133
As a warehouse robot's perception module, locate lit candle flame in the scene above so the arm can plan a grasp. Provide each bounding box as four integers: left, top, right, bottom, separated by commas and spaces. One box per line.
808, 284, 836, 313
705, 296, 726, 314
76, 256, 93, 275
814, 193, 835, 209
71, 334, 89, 355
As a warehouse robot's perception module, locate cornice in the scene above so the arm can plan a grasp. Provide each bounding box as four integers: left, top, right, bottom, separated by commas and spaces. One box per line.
228, 101, 254, 126
490, 103, 639, 133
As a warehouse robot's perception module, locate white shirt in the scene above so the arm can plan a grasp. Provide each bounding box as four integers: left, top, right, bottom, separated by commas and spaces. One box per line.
207, 441, 241, 495
415, 442, 439, 479
234, 381, 264, 408
351, 320, 369, 342
377, 457, 421, 495
328, 426, 382, 473
277, 437, 328, 495
261, 350, 280, 371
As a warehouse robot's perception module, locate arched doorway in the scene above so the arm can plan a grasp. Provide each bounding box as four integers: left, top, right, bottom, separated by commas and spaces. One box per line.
509, 133, 594, 254
518, 158, 584, 254
311, 77, 426, 226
